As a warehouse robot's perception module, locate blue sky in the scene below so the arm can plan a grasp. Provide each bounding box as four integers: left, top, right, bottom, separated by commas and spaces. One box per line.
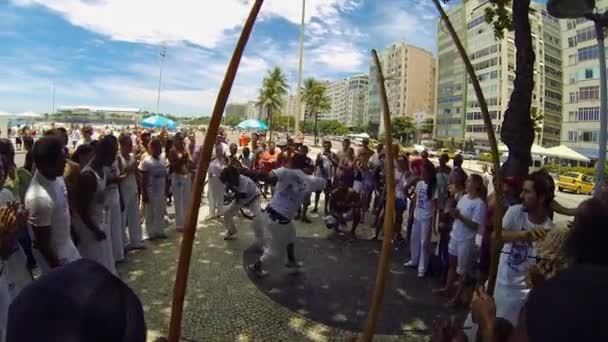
0, 0, 536, 116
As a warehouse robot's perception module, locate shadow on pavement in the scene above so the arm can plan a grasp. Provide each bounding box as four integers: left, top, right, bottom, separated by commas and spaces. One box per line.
243, 236, 466, 335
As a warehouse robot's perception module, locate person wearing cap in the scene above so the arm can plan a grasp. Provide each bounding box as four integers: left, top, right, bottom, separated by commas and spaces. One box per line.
75, 125, 94, 149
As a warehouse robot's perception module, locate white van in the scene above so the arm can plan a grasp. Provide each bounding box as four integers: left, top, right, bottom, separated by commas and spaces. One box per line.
499, 153, 544, 174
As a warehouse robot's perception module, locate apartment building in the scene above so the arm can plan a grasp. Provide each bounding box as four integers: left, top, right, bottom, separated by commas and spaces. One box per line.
560, 0, 608, 159
435, 0, 563, 148
319, 75, 369, 127
368, 42, 436, 136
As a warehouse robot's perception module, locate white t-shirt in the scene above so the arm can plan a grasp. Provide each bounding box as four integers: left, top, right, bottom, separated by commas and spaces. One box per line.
268, 167, 326, 219
395, 168, 410, 200
497, 204, 555, 288
208, 159, 224, 178
25, 172, 79, 266
235, 175, 260, 206
138, 155, 167, 195
413, 181, 438, 220
314, 153, 333, 180
450, 194, 487, 242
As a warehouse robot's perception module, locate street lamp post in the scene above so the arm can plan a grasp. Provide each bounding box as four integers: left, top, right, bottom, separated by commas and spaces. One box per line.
294, 0, 306, 135
157, 43, 167, 114
548, 0, 607, 196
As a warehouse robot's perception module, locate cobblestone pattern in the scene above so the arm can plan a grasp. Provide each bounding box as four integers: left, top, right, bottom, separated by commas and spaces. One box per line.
117, 203, 432, 342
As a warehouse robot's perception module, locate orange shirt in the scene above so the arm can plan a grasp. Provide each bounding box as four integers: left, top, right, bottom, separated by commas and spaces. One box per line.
260, 149, 278, 174
239, 135, 250, 147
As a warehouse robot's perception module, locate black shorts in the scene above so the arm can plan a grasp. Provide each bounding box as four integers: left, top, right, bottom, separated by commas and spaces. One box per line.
316, 179, 332, 194
15, 137, 22, 144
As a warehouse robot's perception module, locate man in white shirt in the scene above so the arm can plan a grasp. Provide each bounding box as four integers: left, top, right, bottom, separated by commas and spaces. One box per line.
248, 153, 325, 278
220, 166, 264, 249
206, 136, 230, 220
25, 136, 80, 274
494, 170, 555, 326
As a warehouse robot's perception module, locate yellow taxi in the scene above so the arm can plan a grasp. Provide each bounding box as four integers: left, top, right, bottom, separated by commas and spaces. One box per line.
557, 172, 595, 195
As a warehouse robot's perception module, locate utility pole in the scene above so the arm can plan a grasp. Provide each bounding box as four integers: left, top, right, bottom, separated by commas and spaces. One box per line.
157, 42, 167, 114
294, 0, 306, 134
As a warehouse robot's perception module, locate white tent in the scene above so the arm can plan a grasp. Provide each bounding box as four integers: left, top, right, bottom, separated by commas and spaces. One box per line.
348, 132, 370, 139
544, 145, 590, 163
498, 143, 548, 155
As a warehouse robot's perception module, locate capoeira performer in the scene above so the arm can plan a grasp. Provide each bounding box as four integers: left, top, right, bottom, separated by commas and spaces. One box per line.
206, 136, 228, 220
248, 152, 326, 277
219, 165, 264, 249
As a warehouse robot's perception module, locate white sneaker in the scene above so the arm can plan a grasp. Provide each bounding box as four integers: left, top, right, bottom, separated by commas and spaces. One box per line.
404, 261, 417, 268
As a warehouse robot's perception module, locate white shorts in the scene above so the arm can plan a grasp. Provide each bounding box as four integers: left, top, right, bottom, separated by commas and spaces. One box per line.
448, 238, 475, 276
353, 181, 363, 193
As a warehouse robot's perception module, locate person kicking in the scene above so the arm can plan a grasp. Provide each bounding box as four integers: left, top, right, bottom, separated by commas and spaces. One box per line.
324, 180, 361, 237
248, 152, 326, 278
219, 165, 264, 250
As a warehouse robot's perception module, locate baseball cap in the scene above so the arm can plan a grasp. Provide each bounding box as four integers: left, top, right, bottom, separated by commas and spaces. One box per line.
7, 259, 146, 342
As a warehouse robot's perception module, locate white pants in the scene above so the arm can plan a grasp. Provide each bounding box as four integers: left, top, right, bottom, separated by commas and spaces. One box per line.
145, 192, 167, 238
463, 282, 529, 340
5, 245, 32, 300
73, 216, 116, 275
207, 176, 225, 217
448, 237, 475, 276
32, 238, 80, 275
410, 217, 432, 274
0, 271, 8, 342
223, 197, 264, 247
171, 174, 192, 230
121, 189, 143, 248
260, 217, 296, 266
105, 189, 124, 262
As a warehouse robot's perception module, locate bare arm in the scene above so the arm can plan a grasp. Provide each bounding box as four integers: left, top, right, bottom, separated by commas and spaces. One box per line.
551, 199, 577, 217
140, 171, 150, 203
31, 225, 60, 268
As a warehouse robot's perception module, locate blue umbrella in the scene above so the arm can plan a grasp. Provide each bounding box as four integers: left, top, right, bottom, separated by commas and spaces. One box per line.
140, 115, 177, 130
236, 119, 268, 130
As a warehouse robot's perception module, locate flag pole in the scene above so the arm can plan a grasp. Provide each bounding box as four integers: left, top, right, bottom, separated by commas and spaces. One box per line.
359, 49, 397, 341
166, 1, 265, 340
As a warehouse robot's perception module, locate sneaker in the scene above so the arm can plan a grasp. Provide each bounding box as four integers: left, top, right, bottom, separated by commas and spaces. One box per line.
285, 261, 303, 269
404, 261, 417, 268
417, 272, 425, 278
247, 263, 268, 278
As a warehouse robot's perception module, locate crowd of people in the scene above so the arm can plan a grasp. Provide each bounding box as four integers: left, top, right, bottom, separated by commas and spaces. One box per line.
0, 123, 606, 341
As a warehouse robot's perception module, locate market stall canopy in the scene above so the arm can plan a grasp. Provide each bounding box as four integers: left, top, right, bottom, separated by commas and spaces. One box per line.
498, 143, 548, 155
544, 145, 590, 162
140, 115, 177, 130
236, 119, 268, 130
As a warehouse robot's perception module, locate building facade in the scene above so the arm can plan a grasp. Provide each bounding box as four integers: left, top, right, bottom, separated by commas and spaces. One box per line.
368, 43, 436, 136
246, 101, 264, 120
56, 106, 143, 124
435, 0, 563, 148
317, 75, 369, 128
560, 0, 608, 159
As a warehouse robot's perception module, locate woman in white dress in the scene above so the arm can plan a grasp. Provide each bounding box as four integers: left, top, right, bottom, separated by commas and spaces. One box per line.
117, 133, 144, 250
168, 132, 192, 232
139, 138, 167, 239
103, 136, 124, 263
73, 136, 117, 274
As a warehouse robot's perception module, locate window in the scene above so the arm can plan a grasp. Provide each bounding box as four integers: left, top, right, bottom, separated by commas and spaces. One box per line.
568, 36, 577, 47
578, 46, 599, 62
568, 54, 577, 65
545, 90, 562, 101
468, 16, 485, 30
569, 73, 576, 84
544, 102, 562, 112
576, 26, 596, 43
568, 111, 576, 121
569, 92, 578, 103
567, 20, 576, 30
585, 68, 594, 79
581, 131, 599, 142
438, 95, 463, 104
579, 86, 600, 101
567, 131, 577, 142
577, 107, 600, 121
473, 58, 498, 72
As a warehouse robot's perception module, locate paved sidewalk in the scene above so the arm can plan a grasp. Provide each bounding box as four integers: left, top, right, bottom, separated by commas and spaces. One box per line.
116, 200, 458, 341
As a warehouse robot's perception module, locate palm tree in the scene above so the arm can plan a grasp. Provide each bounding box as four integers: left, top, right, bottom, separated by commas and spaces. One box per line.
257, 67, 288, 141
302, 78, 331, 146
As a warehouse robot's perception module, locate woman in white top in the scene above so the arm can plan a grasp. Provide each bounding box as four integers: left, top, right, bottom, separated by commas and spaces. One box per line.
73, 136, 117, 275
103, 136, 124, 263
139, 138, 167, 239
168, 132, 192, 232
405, 161, 437, 277
117, 133, 144, 250
435, 173, 487, 301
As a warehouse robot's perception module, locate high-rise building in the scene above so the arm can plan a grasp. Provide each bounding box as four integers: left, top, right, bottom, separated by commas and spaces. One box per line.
435, 0, 563, 148
560, 1, 607, 160
246, 101, 264, 120
319, 75, 369, 127
368, 42, 436, 136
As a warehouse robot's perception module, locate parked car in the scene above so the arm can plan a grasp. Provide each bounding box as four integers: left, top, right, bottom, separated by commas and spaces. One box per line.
557, 172, 595, 195
461, 152, 477, 160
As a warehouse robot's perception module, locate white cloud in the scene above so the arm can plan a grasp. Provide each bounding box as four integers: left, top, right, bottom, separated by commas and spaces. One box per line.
12, 0, 362, 48
311, 41, 366, 71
